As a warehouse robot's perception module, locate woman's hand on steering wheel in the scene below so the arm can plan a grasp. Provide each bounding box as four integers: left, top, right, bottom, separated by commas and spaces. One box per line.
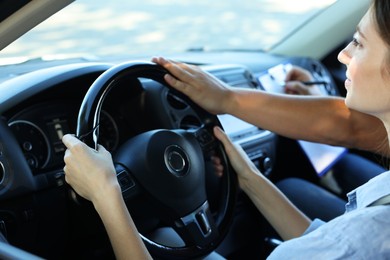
62, 134, 120, 204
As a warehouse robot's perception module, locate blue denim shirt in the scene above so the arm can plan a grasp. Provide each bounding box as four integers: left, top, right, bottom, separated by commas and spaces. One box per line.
268, 171, 390, 259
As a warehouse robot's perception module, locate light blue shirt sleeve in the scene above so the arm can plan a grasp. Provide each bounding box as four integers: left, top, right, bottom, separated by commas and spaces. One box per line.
302, 218, 325, 235
267, 171, 390, 259
267, 206, 390, 259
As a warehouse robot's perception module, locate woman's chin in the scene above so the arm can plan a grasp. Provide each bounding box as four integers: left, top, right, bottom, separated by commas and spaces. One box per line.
344, 94, 357, 110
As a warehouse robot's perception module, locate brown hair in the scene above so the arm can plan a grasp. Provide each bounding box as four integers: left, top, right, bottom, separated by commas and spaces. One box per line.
371, 0, 390, 162
372, 0, 390, 47
371, 0, 390, 72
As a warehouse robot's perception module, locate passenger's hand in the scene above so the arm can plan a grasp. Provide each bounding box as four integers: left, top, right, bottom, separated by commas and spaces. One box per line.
285, 66, 313, 82
213, 127, 260, 188
152, 57, 233, 115
62, 134, 120, 204
284, 66, 323, 96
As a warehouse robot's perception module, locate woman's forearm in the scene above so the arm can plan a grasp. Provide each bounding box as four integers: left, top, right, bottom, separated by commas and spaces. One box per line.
213, 127, 311, 240
227, 89, 388, 155
240, 170, 311, 240
93, 187, 152, 260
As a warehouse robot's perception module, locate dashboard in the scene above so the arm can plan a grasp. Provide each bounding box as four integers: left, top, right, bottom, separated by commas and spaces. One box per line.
0, 55, 340, 191
2, 63, 266, 174
0, 53, 344, 259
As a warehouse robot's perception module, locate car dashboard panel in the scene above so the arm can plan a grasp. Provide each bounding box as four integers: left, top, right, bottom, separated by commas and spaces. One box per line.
0, 54, 342, 259
0, 56, 342, 197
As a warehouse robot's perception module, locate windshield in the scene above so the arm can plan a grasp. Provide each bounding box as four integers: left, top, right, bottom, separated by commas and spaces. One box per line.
0, 0, 336, 60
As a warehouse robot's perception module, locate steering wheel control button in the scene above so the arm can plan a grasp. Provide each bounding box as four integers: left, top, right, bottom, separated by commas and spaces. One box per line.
117, 170, 135, 192
116, 170, 136, 199
164, 145, 190, 177
194, 128, 215, 150
195, 211, 211, 236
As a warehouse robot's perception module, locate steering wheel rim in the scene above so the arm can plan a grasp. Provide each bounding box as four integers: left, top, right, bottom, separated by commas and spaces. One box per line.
76, 61, 238, 259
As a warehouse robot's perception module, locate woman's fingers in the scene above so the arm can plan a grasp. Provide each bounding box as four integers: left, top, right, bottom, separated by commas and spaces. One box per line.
163, 73, 190, 92
284, 82, 309, 95
62, 134, 83, 150
62, 134, 118, 202
213, 126, 260, 181
211, 155, 224, 177
213, 126, 243, 166
213, 126, 233, 151
152, 56, 200, 97
153, 57, 194, 82
284, 66, 312, 82
153, 56, 232, 115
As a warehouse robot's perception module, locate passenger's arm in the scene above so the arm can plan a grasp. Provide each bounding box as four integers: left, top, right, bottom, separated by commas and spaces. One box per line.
213, 127, 311, 240
62, 134, 152, 260
152, 57, 389, 156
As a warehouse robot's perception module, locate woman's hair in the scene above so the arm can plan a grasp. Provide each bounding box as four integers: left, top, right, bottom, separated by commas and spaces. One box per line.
372, 0, 390, 46
372, 0, 390, 70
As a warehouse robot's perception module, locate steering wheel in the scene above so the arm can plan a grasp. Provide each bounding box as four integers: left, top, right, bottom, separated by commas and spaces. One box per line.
76, 61, 238, 259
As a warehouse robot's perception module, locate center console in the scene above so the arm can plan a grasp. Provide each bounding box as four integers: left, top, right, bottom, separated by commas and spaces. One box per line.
205, 64, 277, 177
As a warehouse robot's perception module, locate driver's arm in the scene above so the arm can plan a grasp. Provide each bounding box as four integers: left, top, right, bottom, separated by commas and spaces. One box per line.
62, 134, 152, 260
213, 127, 311, 240
152, 57, 389, 157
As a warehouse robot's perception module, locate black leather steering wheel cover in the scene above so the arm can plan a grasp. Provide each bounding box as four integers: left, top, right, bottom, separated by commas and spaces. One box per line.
77, 61, 164, 147
76, 61, 238, 259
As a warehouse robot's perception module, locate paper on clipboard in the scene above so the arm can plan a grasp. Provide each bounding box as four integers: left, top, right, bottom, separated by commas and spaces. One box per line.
298, 140, 347, 176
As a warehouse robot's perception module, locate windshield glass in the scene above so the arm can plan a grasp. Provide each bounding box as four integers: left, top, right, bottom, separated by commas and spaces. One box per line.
0, 0, 336, 60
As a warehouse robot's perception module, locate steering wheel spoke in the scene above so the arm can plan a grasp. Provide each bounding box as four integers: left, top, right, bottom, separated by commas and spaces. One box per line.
174, 201, 219, 248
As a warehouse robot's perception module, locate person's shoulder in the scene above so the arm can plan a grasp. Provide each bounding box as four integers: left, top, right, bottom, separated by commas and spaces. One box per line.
331, 206, 390, 257
350, 171, 390, 209
268, 207, 390, 259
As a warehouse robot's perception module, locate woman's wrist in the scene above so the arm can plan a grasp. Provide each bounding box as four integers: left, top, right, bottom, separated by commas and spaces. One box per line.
92, 182, 123, 213
238, 167, 263, 193
223, 88, 240, 115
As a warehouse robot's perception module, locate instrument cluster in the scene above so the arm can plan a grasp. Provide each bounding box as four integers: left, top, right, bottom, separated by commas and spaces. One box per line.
7, 101, 119, 174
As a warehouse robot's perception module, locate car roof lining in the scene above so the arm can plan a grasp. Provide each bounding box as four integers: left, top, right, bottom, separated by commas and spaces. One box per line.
269, 0, 370, 60
0, 0, 74, 52
0, 0, 30, 23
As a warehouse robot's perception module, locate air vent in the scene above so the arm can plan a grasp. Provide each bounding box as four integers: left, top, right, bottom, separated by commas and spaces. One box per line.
180, 115, 201, 129
167, 91, 188, 110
